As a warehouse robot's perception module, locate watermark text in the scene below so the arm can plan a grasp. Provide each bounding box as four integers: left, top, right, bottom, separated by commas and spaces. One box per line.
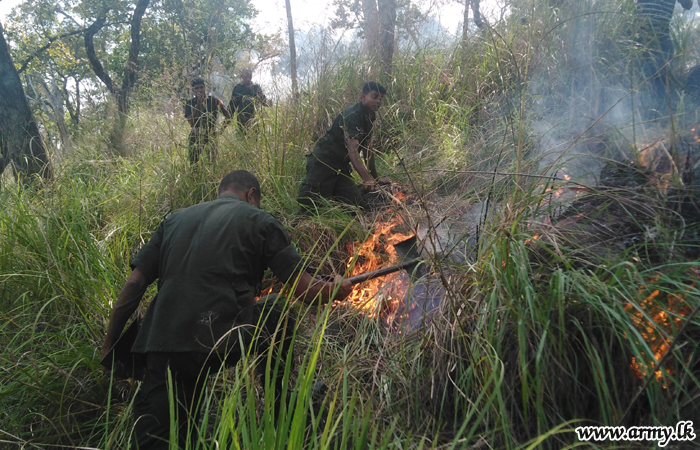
575, 421, 695, 447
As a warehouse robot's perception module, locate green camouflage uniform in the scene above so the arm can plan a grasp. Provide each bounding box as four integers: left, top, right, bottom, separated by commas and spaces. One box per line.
129, 194, 302, 449
297, 101, 375, 211
184, 95, 225, 163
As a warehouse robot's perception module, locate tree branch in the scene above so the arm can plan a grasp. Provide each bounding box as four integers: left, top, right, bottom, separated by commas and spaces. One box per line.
122, 0, 150, 91
18, 28, 85, 74
84, 13, 114, 94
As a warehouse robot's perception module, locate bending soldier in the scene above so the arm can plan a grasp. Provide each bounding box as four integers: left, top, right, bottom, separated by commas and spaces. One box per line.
297, 81, 391, 212
102, 170, 351, 449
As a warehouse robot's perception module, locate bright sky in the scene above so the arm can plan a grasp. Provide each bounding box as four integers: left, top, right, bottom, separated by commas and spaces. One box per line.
0, 0, 19, 20
1, 0, 503, 36
251, 0, 505, 37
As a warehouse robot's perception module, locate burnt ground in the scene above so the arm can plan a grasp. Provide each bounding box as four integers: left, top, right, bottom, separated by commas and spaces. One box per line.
535, 142, 700, 267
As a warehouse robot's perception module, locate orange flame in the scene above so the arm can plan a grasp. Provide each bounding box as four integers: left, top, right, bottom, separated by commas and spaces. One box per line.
692, 127, 700, 143
537, 172, 574, 204
393, 191, 407, 201
625, 276, 693, 387
345, 212, 414, 316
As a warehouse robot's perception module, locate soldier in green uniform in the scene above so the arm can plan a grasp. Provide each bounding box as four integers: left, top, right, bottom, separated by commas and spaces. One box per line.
297, 81, 391, 212
184, 77, 231, 164
635, 0, 694, 119
101, 170, 351, 450
228, 68, 269, 131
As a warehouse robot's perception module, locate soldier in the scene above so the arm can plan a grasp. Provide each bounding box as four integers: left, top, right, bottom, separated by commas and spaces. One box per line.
102, 170, 351, 449
635, 0, 695, 118
228, 68, 269, 131
184, 77, 230, 164
297, 81, 391, 212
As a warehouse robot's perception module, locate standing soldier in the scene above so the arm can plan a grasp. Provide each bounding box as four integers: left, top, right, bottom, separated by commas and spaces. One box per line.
228, 68, 269, 131
297, 81, 391, 212
184, 77, 230, 164
635, 0, 694, 118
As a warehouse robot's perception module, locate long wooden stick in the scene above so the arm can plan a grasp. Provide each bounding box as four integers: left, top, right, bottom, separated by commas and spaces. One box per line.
346, 259, 422, 285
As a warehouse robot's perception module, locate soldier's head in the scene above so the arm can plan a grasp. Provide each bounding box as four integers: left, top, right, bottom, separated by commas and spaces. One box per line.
219, 170, 261, 208
240, 68, 253, 85
360, 81, 386, 112
191, 77, 206, 98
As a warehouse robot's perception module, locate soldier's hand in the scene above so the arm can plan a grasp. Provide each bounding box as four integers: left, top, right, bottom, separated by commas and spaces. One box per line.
334, 276, 353, 301
362, 179, 377, 191
377, 176, 392, 186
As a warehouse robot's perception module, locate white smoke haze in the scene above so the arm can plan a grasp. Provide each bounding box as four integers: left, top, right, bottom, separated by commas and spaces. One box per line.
525, 0, 700, 187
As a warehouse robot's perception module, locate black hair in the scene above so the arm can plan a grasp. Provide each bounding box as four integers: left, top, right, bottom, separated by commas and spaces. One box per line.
218, 170, 261, 201
191, 77, 205, 87
362, 81, 387, 95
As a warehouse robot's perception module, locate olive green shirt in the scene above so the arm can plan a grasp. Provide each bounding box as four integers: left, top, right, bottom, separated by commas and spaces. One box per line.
312, 101, 376, 171
130, 194, 302, 354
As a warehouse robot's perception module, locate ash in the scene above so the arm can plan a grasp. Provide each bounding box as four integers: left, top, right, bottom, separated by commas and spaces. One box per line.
384, 273, 445, 334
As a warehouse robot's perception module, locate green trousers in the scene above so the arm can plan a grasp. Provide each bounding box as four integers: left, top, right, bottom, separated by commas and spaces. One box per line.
131, 295, 294, 449
297, 154, 367, 212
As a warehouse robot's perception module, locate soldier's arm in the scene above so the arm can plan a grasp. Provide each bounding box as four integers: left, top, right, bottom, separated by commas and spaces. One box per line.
101, 268, 150, 356
293, 271, 351, 305
257, 87, 270, 106
185, 103, 196, 128
219, 98, 232, 120
230, 90, 239, 111
363, 139, 391, 185
363, 137, 381, 180
347, 138, 376, 190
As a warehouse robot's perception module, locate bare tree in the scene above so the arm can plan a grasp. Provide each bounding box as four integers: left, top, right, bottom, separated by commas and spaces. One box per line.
361, 0, 381, 58
285, 0, 299, 98
84, 0, 150, 153
378, 0, 396, 78
0, 23, 51, 181
463, 0, 484, 42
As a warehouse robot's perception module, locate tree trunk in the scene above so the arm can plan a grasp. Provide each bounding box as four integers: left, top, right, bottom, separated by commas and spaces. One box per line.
84, 0, 150, 154
26, 75, 72, 153
462, 0, 484, 41
361, 0, 380, 61
285, 0, 299, 98
0, 23, 51, 180
462, 0, 483, 69
45, 79, 72, 152
64, 76, 81, 126
378, 0, 396, 79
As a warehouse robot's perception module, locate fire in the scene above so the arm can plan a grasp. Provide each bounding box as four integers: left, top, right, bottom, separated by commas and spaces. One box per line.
625, 277, 693, 387
393, 191, 407, 201
537, 171, 574, 204
637, 140, 678, 194
524, 234, 539, 245
345, 212, 414, 317
692, 127, 700, 143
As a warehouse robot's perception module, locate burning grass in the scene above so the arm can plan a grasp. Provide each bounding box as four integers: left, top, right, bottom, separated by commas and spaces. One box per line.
344, 212, 414, 315
626, 271, 697, 388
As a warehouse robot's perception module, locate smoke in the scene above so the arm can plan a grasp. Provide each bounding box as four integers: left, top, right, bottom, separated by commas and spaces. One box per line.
524, 0, 689, 185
